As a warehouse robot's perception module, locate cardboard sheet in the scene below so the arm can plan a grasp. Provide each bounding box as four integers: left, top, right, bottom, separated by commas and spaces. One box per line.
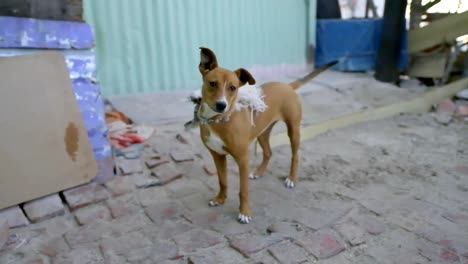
0, 52, 97, 209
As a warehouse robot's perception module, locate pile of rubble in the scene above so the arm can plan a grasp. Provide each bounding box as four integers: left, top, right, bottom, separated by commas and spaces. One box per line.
432, 89, 468, 125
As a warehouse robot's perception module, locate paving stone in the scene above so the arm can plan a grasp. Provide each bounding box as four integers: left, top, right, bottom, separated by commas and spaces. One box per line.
166, 178, 209, 199
179, 193, 211, 212
456, 165, 468, 176
107, 194, 140, 219
249, 249, 281, 264
137, 187, 171, 207
227, 231, 283, 257
294, 206, 352, 230
145, 219, 194, 241
132, 173, 160, 188
109, 213, 152, 237
105, 176, 135, 197
23, 194, 65, 222
298, 230, 345, 259
117, 157, 144, 175
37, 215, 76, 237
145, 201, 185, 224
335, 220, 367, 246
170, 150, 195, 162
151, 163, 184, 185
64, 220, 115, 247
55, 242, 104, 264
39, 236, 70, 257
442, 212, 468, 226
266, 221, 307, 240
418, 240, 461, 263
267, 240, 311, 264
173, 229, 224, 253
203, 161, 217, 176
145, 157, 170, 169
353, 215, 386, 235
100, 231, 153, 257
0, 220, 8, 250
176, 133, 191, 145
63, 182, 109, 210
188, 247, 247, 264
125, 240, 179, 263
0, 206, 29, 228
183, 209, 222, 227
74, 204, 111, 225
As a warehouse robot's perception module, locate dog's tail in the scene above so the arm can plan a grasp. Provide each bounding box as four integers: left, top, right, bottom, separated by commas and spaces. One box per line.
289, 60, 338, 90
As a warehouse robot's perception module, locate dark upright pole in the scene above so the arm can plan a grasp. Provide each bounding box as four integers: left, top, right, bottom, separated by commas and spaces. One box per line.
374, 0, 407, 83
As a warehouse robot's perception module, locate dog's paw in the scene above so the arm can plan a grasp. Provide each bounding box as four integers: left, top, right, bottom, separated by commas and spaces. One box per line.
238, 213, 252, 224
208, 200, 220, 207
249, 173, 261, 180
284, 178, 296, 188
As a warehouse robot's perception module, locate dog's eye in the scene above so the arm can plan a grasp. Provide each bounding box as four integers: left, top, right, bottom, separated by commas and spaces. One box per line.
229, 86, 236, 92
209, 81, 216, 88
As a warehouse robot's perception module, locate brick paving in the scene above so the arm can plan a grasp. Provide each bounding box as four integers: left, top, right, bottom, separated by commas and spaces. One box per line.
0, 113, 467, 263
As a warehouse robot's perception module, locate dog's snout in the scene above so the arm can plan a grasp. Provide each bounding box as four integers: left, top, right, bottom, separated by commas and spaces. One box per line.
215, 101, 227, 112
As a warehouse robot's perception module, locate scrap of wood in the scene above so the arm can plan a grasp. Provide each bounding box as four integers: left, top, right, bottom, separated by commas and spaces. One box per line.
260, 77, 468, 152
408, 11, 468, 54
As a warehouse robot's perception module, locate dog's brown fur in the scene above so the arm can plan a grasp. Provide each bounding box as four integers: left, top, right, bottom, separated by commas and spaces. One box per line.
197, 47, 336, 223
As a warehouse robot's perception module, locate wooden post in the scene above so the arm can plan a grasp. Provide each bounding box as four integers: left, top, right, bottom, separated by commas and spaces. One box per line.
374, 0, 408, 83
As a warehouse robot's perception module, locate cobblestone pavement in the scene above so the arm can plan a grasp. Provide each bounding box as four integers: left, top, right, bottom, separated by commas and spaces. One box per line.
1, 113, 467, 264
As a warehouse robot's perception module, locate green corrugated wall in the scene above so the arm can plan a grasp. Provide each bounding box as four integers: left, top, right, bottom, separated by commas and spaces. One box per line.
83, 0, 316, 95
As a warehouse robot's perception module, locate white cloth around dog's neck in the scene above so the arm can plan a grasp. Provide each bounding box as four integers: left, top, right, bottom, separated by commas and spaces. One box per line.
189, 84, 267, 126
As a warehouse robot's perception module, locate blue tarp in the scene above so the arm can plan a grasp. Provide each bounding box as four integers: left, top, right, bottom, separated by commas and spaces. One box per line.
315, 18, 408, 71
0, 16, 111, 160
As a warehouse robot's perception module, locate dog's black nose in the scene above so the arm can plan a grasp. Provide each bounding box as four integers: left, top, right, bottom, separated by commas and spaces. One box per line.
215, 101, 227, 112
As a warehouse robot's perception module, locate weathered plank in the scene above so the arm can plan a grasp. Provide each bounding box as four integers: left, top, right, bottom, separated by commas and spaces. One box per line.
408, 11, 468, 54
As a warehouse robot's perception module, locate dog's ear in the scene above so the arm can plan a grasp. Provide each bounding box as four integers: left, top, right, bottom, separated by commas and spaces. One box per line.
199, 47, 218, 75
235, 68, 256, 86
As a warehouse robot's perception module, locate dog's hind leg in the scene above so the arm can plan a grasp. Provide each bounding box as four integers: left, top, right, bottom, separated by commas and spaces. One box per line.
284, 119, 301, 189
250, 122, 277, 179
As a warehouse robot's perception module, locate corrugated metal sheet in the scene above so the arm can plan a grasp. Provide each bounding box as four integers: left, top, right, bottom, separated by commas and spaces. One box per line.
84, 0, 316, 95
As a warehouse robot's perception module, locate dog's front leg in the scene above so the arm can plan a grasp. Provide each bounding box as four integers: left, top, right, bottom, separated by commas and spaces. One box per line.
208, 150, 228, 206
233, 151, 251, 223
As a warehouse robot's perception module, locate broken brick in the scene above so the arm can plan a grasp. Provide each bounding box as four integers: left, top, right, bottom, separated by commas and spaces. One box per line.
63, 183, 108, 210
151, 163, 183, 185
23, 194, 64, 222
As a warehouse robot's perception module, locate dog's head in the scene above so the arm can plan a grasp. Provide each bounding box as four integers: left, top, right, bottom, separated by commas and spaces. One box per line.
197, 47, 256, 119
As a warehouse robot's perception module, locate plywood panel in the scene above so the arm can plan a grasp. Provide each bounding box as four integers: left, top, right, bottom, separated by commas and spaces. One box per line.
0, 52, 97, 209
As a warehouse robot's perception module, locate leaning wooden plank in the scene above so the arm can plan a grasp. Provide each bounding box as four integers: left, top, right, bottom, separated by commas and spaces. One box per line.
408, 11, 468, 54
265, 77, 468, 151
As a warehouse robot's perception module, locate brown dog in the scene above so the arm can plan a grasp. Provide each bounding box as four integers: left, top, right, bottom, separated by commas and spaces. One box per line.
196, 47, 336, 223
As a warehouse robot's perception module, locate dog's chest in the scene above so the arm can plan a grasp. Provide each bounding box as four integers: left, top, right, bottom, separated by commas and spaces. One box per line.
203, 127, 227, 155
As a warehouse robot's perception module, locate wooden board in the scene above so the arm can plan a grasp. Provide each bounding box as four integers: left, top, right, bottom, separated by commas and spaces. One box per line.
408, 11, 468, 54
0, 52, 97, 210
261, 77, 468, 152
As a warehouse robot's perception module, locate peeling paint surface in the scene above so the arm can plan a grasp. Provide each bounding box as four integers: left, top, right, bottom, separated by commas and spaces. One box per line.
0, 17, 94, 49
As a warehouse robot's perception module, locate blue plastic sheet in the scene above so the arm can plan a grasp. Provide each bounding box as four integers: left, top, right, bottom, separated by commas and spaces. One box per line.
315, 18, 408, 71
